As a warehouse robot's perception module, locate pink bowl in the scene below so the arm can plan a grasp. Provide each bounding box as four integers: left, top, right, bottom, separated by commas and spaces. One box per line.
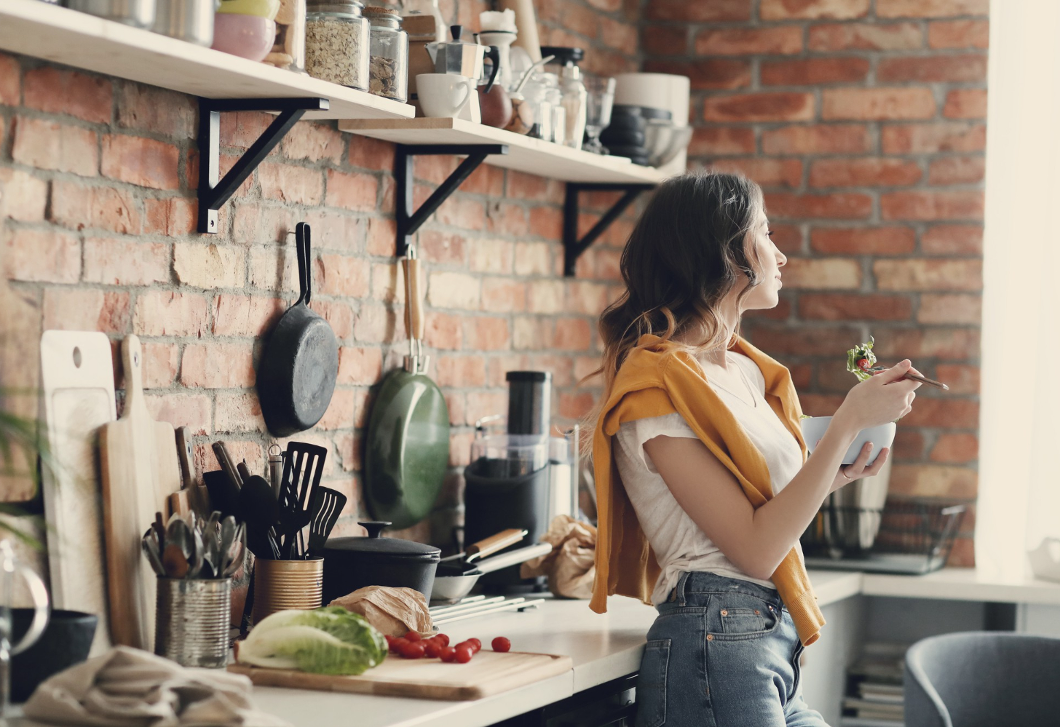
211, 15, 276, 62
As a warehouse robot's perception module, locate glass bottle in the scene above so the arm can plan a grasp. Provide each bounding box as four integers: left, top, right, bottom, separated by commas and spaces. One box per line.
560, 62, 587, 150
305, 0, 370, 90
364, 6, 409, 102
522, 73, 551, 141
541, 72, 565, 146
265, 0, 307, 72
401, 0, 444, 42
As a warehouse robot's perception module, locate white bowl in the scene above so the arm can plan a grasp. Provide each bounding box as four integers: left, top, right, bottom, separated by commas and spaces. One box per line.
800, 416, 895, 465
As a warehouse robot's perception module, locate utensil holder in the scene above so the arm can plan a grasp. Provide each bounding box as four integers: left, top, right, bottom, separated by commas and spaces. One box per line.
155, 578, 231, 668
252, 557, 323, 624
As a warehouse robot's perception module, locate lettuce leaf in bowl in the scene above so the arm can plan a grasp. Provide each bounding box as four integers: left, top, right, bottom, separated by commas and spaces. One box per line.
846, 337, 877, 382
237, 606, 388, 675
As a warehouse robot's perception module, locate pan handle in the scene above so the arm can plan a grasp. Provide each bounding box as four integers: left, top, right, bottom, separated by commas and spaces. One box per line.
295, 222, 312, 306
475, 542, 553, 575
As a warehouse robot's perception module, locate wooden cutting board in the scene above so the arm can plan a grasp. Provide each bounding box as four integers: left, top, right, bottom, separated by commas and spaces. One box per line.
229, 650, 573, 701
99, 335, 182, 649
39, 330, 116, 657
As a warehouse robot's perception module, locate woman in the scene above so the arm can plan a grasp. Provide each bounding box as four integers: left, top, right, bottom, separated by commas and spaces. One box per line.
588, 173, 920, 727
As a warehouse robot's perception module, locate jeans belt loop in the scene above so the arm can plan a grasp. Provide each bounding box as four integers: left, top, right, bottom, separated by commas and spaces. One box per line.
677, 572, 688, 606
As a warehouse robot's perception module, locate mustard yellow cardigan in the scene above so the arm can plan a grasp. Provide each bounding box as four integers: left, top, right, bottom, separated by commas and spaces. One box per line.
590, 334, 826, 646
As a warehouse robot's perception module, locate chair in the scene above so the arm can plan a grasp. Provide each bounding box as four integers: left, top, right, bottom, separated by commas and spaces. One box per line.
904, 631, 1060, 727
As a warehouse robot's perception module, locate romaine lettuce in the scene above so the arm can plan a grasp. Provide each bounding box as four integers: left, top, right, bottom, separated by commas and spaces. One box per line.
238, 606, 388, 675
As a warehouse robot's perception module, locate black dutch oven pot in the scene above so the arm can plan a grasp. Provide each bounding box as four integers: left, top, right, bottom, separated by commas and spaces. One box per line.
322, 521, 440, 603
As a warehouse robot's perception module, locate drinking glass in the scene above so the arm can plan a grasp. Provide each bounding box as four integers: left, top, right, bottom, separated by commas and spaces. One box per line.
583, 76, 615, 154
1, 540, 49, 718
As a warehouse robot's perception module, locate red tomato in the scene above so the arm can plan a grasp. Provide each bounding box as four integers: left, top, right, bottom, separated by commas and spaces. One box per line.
491, 637, 511, 652
466, 637, 482, 652
401, 641, 426, 659
405, 631, 422, 642
390, 637, 408, 654
857, 358, 871, 371
424, 640, 443, 658
434, 633, 450, 647
454, 646, 473, 663
439, 646, 457, 662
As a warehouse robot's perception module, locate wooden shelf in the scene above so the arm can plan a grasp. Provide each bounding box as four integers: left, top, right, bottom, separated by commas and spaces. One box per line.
339, 118, 669, 185
0, 0, 414, 121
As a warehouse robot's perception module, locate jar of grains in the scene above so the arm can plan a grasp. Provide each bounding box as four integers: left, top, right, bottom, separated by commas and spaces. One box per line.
364, 6, 408, 102
305, 0, 369, 90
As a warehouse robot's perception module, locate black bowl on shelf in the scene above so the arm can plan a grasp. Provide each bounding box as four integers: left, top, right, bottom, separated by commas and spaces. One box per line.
11, 609, 98, 704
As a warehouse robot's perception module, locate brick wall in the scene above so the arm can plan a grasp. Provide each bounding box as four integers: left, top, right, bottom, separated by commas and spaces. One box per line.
0, 0, 640, 550
643, 0, 988, 565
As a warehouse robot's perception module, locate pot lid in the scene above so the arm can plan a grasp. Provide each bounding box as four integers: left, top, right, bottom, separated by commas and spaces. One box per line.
324, 521, 441, 561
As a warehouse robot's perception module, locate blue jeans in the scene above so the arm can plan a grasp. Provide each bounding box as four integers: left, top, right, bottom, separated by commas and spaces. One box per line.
635, 571, 829, 727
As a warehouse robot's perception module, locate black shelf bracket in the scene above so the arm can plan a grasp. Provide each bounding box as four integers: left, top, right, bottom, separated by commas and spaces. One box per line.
197, 97, 330, 234
563, 182, 655, 276
395, 144, 509, 256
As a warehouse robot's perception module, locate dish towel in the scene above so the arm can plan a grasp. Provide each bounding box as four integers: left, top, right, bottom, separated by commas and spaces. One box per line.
521, 515, 597, 599
22, 646, 290, 727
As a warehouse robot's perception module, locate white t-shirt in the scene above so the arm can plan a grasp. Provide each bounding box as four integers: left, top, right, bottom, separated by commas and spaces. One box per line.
614, 351, 805, 605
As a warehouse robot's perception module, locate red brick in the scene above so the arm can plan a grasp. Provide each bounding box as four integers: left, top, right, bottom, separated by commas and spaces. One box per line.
566, 281, 610, 315
315, 254, 370, 297
145, 394, 211, 433
462, 163, 506, 196
763, 326, 862, 356
800, 293, 912, 321
888, 464, 977, 499
780, 258, 862, 288
643, 59, 751, 91
822, 88, 935, 120
559, 392, 595, 420
891, 429, 926, 460
256, 163, 323, 205
24, 67, 112, 124
428, 271, 481, 309
83, 236, 168, 285
586, 0, 622, 11
218, 111, 272, 149
281, 122, 345, 163
930, 433, 978, 463
515, 241, 553, 276
765, 192, 873, 219
528, 206, 563, 240
762, 0, 869, 20
481, 279, 527, 312
5, 229, 80, 283
117, 82, 195, 138
43, 288, 130, 333
809, 158, 921, 188
874, 259, 981, 290
49, 180, 142, 234
316, 389, 357, 430
877, 54, 986, 83
348, 136, 394, 171
882, 123, 986, 153
928, 19, 989, 48
808, 22, 923, 51
134, 291, 210, 337
373, 258, 410, 303
419, 230, 467, 265
12, 116, 98, 176
466, 391, 510, 423
689, 127, 757, 156
928, 156, 984, 185
881, 190, 983, 220
424, 312, 463, 350
599, 16, 637, 51
333, 347, 382, 385
917, 293, 981, 324
174, 243, 245, 289
0, 168, 47, 221
434, 195, 486, 230
877, 0, 988, 19
486, 202, 528, 237
435, 354, 487, 387
553, 318, 593, 351
872, 328, 979, 359
761, 57, 870, 86
769, 224, 803, 253
797, 393, 846, 417
922, 224, 982, 254
212, 294, 284, 336
704, 92, 815, 123
143, 198, 197, 236
141, 343, 180, 388
464, 317, 511, 351
761, 124, 870, 155
513, 316, 552, 350
366, 217, 397, 257
561, 2, 598, 38
641, 26, 689, 56
528, 279, 566, 314
469, 238, 515, 275
647, 0, 751, 21
101, 135, 180, 190
710, 158, 803, 189
947, 538, 975, 567
935, 364, 979, 394
811, 226, 916, 254
943, 89, 987, 120
506, 172, 563, 203
180, 343, 255, 388
902, 399, 979, 429
0, 54, 19, 105
309, 300, 355, 341
696, 27, 804, 56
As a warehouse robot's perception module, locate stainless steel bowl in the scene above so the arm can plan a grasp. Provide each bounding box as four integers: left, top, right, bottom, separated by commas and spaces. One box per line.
67, 0, 156, 28
822, 455, 892, 554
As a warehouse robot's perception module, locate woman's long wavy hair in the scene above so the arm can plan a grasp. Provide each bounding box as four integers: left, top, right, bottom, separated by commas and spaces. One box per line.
590, 172, 766, 415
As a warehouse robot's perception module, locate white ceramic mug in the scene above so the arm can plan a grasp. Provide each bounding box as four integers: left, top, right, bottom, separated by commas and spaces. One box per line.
417, 73, 475, 119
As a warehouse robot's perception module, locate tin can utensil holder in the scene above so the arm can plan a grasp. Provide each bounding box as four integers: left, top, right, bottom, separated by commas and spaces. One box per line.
252, 557, 323, 624
155, 578, 231, 668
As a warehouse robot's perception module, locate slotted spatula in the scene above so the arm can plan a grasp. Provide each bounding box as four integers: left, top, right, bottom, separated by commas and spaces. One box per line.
306, 486, 347, 558
277, 442, 327, 558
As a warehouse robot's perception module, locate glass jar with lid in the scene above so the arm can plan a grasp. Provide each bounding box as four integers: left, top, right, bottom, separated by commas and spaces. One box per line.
542, 72, 565, 145
264, 0, 307, 73
364, 6, 408, 102
305, 0, 369, 90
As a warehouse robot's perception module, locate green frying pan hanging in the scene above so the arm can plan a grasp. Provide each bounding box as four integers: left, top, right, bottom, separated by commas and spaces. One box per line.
364, 248, 450, 530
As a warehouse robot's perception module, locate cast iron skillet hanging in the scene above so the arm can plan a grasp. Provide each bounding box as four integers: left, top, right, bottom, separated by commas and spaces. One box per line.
364, 248, 450, 530
257, 222, 338, 437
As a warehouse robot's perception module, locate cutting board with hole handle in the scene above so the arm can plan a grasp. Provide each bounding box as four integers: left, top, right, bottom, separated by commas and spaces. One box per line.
99, 334, 182, 649
229, 649, 573, 700
39, 330, 116, 657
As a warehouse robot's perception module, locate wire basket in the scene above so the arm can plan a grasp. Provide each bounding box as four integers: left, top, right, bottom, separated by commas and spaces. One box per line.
802, 501, 966, 575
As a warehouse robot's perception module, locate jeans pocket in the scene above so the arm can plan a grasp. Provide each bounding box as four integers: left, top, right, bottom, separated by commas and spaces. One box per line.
707, 594, 780, 641
635, 639, 671, 727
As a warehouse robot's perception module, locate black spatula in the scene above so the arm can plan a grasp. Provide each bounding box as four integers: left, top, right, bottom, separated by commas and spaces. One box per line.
306, 486, 347, 558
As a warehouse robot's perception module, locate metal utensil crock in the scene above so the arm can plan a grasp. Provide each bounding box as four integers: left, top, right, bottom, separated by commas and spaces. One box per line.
155, 577, 231, 668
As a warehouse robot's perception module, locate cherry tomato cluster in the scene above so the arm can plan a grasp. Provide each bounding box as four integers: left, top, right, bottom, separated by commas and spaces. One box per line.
384, 632, 512, 662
